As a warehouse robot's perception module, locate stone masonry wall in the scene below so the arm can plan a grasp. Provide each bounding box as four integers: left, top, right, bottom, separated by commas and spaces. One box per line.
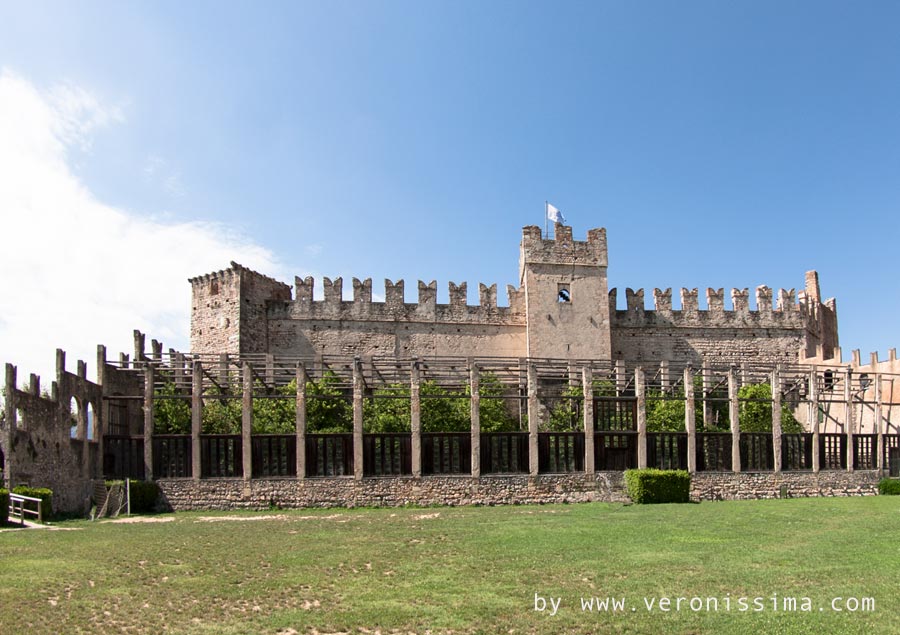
692, 471, 880, 500
156, 470, 881, 511
610, 285, 819, 366
157, 473, 629, 510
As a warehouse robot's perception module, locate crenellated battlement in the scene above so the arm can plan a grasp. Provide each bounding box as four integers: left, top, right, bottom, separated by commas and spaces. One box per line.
610, 284, 807, 327
269, 277, 526, 325
519, 223, 607, 278
189, 226, 838, 365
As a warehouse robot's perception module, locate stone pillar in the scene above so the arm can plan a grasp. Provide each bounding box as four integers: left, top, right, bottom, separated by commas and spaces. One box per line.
296, 362, 307, 479
527, 363, 539, 476
729, 367, 741, 472
191, 360, 202, 481
845, 369, 854, 472
685, 366, 696, 473
875, 373, 884, 471
4, 364, 16, 489
353, 359, 365, 480
143, 363, 155, 480
615, 359, 626, 396
265, 353, 275, 386
242, 362, 253, 481
636, 367, 647, 469
810, 369, 820, 473
470, 363, 481, 478
218, 354, 229, 387
701, 360, 710, 428
772, 367, 782, 473
410, 361, 422, 478
660, 360, 670, 394
583, 367, 595, 474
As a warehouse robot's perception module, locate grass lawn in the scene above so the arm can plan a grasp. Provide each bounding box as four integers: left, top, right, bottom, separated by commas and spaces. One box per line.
0, 496, 897, 634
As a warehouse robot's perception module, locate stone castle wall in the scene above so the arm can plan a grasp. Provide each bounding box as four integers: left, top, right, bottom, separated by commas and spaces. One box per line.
155, 471, 880, 511
265, 277, 527, 358
609, 286, 814, 366
189, 225, 839, 366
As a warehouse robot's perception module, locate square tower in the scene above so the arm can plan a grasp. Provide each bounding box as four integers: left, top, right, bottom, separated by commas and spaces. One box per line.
519, 224, 611, 359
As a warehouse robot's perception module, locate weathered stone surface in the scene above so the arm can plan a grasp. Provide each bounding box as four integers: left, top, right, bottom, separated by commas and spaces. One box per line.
189, 225, 838, 366
155, 471, 881, 511
157, 473, 630, 510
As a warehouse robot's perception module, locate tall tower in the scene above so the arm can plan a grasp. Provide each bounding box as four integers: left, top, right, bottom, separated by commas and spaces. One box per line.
189, 262, 291, 355
519, 224, 611, 359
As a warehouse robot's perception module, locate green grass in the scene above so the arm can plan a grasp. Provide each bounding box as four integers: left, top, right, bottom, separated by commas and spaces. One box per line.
1, 497, 898, 634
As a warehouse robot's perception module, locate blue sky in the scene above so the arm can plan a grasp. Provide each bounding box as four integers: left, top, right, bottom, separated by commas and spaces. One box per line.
1, 1, 899, 380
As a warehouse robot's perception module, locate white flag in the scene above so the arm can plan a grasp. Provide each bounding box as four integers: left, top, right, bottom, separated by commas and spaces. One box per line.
547, 203, 566, 224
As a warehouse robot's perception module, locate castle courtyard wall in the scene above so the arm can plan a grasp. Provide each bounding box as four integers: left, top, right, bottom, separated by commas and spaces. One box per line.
155, 471, 880, 510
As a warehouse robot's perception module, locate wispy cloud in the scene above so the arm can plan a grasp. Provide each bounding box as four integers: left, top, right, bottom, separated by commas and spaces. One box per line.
143, 154, 186, 198
0, 69, 286, 383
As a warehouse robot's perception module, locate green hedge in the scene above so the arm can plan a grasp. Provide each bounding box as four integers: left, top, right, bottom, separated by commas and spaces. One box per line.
625, 469, 691, 504
0, 489, 8, 525
129, 481, 160, 514
878, 478, 900, 495
12, 486, 53, 520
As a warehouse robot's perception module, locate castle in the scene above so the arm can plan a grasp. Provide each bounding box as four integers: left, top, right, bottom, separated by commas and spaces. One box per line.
4, 222, 898, 516
190, 223, 839, 366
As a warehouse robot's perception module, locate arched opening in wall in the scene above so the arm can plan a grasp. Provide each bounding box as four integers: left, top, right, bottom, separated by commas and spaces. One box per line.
15, 408, 26, 430
87, 402, 95, 441
70, 397, 81, 439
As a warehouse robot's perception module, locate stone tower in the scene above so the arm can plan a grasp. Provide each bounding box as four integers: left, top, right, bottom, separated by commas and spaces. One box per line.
189, 262, 292, 355
519, 224, 612, 359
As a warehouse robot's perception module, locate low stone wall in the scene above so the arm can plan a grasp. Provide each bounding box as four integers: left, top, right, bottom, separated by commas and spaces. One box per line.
157, 473, 630, 510
691, 471, 881, 501
157, 470, 883, 511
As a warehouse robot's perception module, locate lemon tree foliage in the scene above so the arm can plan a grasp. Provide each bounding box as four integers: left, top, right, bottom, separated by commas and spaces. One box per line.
738, 383, 802, 432
153, 382, 191, 434
546, 380, 618, 432
153, 371, 525, 435
305, 371, 353, 433
363, 374, 520, 433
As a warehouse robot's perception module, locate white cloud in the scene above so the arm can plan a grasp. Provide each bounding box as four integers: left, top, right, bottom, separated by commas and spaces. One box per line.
143, 154, 186, 198
0, 69, 286, 385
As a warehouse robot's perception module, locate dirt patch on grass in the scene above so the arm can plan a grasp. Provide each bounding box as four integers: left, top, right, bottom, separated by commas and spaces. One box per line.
109, 516, 175, 524
193, 513, 345, 523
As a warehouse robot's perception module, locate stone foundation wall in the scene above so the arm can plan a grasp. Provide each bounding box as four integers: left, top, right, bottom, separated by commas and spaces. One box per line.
691, 471, 881, 501
157, 473, 629, 510
157, 470, 882, 511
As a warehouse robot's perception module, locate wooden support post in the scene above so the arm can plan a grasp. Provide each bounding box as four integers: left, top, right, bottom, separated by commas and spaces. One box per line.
296, 362, 307, 479
353, 359, 364, 480
772, 366, 782, 474
143, 363, 154, 480
729, 367, 741, 472
470, 363, 481, 478
527, 363, 539, 476
242, 362, 252, 481
410, 361, 422, 478
583, 366, 595, 474
685, 366, 696, 473
636, 367, 647, 469
191, 360, 202, 480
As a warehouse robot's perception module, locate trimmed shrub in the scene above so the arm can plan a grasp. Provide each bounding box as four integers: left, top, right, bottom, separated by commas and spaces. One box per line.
878, 478, 900, 496
625, 469, 691, 504
12, 486, 53, 520
128, 480, 160, 514
0, 488, 8, 525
